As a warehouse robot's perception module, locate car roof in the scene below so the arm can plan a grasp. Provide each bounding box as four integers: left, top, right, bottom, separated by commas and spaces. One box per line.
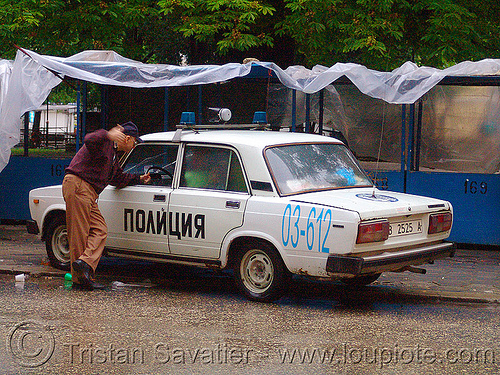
140, 130, 344, 149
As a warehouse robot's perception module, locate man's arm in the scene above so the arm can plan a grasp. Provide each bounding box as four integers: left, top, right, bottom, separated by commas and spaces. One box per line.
84, 126, 126, 152
110, 165, 151, 188
107, 125, 127, 144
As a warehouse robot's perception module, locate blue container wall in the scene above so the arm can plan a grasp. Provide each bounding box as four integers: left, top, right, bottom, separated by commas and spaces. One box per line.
365, 168, 500, 245
407, 172, 500, 244
0, 156, 72, 220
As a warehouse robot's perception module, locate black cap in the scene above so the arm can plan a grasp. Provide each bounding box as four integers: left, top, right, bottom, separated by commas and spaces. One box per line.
121, 121, 143, 143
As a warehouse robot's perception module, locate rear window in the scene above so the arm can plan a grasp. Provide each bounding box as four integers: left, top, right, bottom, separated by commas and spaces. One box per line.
265, 143, 372, 195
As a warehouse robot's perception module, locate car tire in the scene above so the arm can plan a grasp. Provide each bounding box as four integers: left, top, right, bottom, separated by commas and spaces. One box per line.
234, 241, 291, 302
339, 273, 381, 286
45, 214, 70, 271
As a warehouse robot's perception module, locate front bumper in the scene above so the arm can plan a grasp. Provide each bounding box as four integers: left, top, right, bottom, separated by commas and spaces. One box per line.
326, 241, 456, 276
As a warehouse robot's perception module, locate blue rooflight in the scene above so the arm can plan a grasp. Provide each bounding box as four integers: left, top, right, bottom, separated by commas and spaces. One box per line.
180, 112, 196, 125
253, 111, 267, 124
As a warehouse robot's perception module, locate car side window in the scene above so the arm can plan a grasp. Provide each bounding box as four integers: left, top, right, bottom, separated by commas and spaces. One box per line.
123, 143, 179, 187
180, 145, 248, 193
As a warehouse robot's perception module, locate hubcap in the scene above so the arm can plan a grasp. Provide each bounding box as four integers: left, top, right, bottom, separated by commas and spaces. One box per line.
240, 249, 274, 294
52, 226, 70, 262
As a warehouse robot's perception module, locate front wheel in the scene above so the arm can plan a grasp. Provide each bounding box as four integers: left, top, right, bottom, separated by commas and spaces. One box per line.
234, 242, 291, 302
45, 214, 70, 270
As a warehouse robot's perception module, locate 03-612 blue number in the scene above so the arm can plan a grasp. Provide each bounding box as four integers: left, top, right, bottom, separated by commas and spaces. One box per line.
281, 204, 331, 253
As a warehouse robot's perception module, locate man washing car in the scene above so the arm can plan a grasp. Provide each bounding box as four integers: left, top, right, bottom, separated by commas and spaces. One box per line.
62, 122, 151, 290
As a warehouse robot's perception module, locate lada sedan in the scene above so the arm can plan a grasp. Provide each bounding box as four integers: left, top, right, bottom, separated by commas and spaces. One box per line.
28, 129, 454, 301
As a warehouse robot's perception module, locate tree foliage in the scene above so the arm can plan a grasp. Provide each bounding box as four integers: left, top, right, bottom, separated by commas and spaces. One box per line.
0, 0, 499, 69
158, 0, 275, 56
0, 0, 184, 63
277, 0, 496, 69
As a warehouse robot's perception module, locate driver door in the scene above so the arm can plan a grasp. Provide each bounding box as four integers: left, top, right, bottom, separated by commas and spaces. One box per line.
99, 143, 179, 254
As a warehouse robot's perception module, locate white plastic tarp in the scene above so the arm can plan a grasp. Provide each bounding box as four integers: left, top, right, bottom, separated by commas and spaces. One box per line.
1, 47, 500, 172
0, 59, 14, 170
0, 60, 12, 109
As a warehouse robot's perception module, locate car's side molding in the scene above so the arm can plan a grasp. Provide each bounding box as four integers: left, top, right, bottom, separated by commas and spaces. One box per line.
105, 247, 222, 268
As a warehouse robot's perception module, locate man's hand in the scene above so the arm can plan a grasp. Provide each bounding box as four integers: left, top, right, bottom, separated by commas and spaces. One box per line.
108, 125, 126, 144
140, 173, 151, 184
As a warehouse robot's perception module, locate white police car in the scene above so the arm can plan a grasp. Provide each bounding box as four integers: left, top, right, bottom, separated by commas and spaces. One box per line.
28, 128, 454, 301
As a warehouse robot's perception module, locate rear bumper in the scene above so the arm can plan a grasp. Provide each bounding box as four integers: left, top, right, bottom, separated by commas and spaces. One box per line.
26, 220, 40, 235
326, 242, 456, 276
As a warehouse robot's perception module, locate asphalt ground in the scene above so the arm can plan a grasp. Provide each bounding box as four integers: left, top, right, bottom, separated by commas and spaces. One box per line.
1, 224, 499, 304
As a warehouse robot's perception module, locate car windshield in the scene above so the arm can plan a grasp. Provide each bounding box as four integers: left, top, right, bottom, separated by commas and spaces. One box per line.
265, 143, 373, 195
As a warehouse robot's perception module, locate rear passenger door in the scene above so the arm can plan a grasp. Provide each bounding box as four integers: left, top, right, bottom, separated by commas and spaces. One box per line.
168, 144, 250, 259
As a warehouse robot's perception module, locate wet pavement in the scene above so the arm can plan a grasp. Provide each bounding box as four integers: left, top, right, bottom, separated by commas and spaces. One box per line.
1, 271, 499, 375
0, 224, 499, 304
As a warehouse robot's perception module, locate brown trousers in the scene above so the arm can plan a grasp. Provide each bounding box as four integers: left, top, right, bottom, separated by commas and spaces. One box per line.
62, 174, 107, 281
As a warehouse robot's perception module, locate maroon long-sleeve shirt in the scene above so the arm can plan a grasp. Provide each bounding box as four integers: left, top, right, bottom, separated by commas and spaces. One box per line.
65, 129, 140, 194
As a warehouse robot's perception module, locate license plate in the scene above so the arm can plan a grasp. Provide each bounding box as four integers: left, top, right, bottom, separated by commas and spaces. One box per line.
389, 219, 423, 237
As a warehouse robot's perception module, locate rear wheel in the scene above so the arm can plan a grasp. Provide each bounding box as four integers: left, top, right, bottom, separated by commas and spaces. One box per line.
339, 273, 381, 286
45, 214, 70, 270
234, 242, 291, 302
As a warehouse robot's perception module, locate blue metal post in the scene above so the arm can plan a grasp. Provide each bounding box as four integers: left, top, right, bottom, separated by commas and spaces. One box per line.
401, 104, 406, 192
408, 103, 415, 171
319, 90, 324, 134
100, 85, 108, 129
186, 86, 191, 122
305, 94, 311, 133
198, 85, 203, 125
217, 83, 221, 108
415, 100, 423, 171
82, 81, 87, 139
76, 82, 81, 151
164, 87, 169, 132
23, 113, 29, 156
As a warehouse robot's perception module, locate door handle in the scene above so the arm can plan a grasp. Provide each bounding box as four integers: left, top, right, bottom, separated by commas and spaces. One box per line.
226, 201, 240, 209
154, 195, 166, 202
